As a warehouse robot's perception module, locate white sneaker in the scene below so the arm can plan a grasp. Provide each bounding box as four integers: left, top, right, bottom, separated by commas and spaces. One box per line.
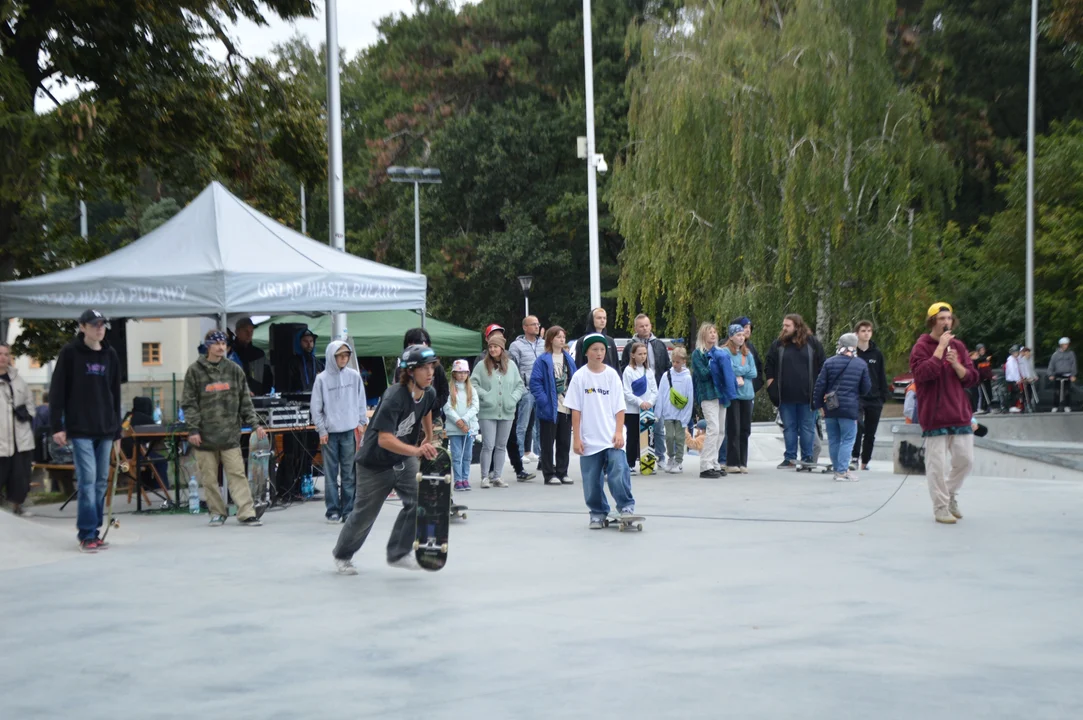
629, 467, 638, 476
739, 466, 748, 474
480, 478, 492, 489
1009, 407, 1021, 413
387, 553, 420, 571
934, 507, 957, 524
334, 558, 358, 576
560, 476, 574, 485
672, 463, 683, 474
491, 478, 509, 488
1050, 407, 1059, 413
1066, 408, 1073, 414
833, 472, 848, 482
524, 452, 539, 463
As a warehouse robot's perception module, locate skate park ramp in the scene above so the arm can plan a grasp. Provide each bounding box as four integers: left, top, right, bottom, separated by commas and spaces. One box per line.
0, 511, 77, 571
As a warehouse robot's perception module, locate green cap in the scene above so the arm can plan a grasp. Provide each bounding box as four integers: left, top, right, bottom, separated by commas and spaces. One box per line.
581, 333, 607, 352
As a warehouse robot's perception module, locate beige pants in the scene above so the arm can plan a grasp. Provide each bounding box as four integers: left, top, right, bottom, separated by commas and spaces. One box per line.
700, 400, 726, 472
924, 433, 973, 511
195, 447, 255, 520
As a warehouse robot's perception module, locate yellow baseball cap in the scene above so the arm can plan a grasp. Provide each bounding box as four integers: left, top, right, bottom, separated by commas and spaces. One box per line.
926, 302, 953, 319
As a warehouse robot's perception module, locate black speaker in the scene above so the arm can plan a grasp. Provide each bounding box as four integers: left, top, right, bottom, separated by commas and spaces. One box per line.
269, 322, 308, 394
107, 318, 129, 384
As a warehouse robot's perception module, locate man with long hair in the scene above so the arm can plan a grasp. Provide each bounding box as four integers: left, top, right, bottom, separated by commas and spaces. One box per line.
910, 303, 979, 524
764, 314, 825, 469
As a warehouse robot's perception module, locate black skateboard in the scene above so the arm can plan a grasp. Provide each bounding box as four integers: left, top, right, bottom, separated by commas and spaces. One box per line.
413, 446, 461, 571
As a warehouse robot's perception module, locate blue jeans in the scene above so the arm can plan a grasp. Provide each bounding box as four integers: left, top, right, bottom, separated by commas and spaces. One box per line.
579, 448, 635, 521
778, 403, 816, 461
73, 437, 113, 541
323, 431, 357, 519
515, 393, 540, 454
653, 416, 667, 462
825, 417, 858, 473
448, 433, 473, 483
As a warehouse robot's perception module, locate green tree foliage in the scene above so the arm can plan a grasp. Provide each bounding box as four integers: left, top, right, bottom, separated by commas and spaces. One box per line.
610, 0, 956, 360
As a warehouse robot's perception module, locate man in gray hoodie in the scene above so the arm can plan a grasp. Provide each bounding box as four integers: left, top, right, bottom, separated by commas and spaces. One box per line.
310, 340, 368, 522
509, 316, 545, 460
1048, 337, 1078, 412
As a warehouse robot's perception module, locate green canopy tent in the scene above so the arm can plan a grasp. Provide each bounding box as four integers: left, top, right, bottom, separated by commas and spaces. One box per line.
252, 311, 481, 359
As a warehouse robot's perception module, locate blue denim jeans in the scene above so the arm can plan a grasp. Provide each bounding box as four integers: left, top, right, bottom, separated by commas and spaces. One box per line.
653, 416, 667, 463
515, 393, 540, 454
448, 433, 473, 483
73, 437, 113, 541
778, 403, 816, 461
825, 418, 857, 473
322, 430, 356, 519
579, 448, 635, 521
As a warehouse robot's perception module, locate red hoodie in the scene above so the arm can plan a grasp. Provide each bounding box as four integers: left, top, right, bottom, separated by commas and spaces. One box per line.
909, 333, 979, 432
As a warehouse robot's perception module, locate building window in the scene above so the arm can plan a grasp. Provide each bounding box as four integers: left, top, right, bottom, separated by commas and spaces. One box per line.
142, 343, 162, 365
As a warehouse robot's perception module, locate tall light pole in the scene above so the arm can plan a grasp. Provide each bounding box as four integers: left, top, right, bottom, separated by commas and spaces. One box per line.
388, 166, 442, 327
326, 0, 347, 341
518, 275, 533, 318
1025, 0, 1038, 352
582, 0, 605, 311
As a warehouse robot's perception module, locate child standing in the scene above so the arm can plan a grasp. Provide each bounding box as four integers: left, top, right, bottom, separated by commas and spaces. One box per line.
565, 334, 636, 529
621, 341, 658, 474
655, 346, 694, 473
444, 359, 478, 491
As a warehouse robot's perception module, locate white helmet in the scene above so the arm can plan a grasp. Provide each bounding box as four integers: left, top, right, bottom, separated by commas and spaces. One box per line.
1059, 337, 1071, 345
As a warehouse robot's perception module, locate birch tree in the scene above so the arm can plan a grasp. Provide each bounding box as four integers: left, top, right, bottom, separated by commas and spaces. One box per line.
609, 0, 956, 357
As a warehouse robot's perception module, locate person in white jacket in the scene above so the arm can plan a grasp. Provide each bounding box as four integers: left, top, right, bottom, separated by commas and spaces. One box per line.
655, 346, 694, 473
622, 341, 657, 474
1004, 345, 1022, 412
444, 359, 479, 491
310, 340, 368, 523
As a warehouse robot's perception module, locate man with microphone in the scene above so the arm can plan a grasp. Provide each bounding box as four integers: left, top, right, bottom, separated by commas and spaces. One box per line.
909, 303, 980, 524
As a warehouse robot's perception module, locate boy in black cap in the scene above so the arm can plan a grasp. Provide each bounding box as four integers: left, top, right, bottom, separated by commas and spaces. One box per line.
49, 309, 122, 552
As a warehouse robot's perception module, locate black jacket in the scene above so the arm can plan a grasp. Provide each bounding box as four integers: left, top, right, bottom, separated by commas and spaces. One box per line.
49, 334, 122, 439
856, 341, 890, 406
747, 339, 765, 394
763, 335, 826, 407
574, 310, 620, 372
620, 335, 672, 385
231, 341, 274, 395
287, 352, 324, 393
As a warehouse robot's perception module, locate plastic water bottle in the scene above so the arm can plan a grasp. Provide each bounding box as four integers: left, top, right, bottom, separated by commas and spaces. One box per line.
302, 473, 314, 498
188, 476, 200, 514
178, 407, 185, 423
153, 402, 162, 424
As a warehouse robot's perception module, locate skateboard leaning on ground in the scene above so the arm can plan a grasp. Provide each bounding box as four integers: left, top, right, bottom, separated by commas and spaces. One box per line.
605, 512, 646, 532
246, 433, 272, 518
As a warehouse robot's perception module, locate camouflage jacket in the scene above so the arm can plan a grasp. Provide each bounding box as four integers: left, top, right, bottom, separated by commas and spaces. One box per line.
181, 356, 262, 451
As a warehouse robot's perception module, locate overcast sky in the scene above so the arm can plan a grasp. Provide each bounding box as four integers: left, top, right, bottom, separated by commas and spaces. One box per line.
36, 0, 418, 111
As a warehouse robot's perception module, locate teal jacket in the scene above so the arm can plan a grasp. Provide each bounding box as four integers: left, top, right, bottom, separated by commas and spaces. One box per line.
692, 348, 717, 403
725, 347, 758, 401
470, 359, 525, 421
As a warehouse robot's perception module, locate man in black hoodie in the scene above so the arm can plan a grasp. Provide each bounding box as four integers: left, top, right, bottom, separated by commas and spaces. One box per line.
764, 314, 825, 468
285, 328, 323, 393
852, 320, 890, 470
49, 309, 122, 553
574, 307, 620, 371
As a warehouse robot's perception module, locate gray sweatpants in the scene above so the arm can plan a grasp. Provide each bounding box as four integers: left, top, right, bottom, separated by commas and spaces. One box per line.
332, 456, 419, 563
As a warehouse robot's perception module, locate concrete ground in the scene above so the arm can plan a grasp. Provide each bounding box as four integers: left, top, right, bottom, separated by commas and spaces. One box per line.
2, 433, 1081, 720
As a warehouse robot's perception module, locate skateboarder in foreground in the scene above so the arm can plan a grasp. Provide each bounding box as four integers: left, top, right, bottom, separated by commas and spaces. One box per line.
564, 333, 638, 529
332, 345, 440, 575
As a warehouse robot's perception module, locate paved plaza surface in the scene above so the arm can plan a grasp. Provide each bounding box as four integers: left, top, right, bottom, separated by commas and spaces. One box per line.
2, 437, 1081, 719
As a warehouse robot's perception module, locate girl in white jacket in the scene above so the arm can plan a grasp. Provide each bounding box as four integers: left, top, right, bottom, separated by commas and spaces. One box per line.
622, 342, 657, 474
444, 359, 479, 491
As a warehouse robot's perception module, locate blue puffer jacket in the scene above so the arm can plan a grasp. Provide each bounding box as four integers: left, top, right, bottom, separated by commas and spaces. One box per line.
530, 351, 576, 424
813, 354, 872, 420
708, 346, 738, 408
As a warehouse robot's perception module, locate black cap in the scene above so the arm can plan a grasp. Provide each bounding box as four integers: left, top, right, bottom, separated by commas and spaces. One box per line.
300, 328, 317, 340
78, 309, 107, 325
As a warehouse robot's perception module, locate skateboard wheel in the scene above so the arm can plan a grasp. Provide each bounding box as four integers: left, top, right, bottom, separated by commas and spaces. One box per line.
443, 474, 452, 485
460, 513, 466, 520
440, 543, 448, 553
636, 523, 643, 531
413, 540, 420, 551
416, 473, 423, 484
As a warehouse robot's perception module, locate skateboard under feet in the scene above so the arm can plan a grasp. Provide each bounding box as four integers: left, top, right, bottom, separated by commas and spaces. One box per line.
605, 513, 646, 532
795, 462, 832, 474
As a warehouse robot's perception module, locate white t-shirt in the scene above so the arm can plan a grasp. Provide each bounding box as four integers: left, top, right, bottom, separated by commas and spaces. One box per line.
564, 364, 625, 457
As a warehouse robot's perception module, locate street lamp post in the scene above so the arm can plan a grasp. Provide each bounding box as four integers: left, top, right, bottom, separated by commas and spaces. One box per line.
1025, 0, 1038, 352
518, 275, 533, 318
388, 166, 442, 327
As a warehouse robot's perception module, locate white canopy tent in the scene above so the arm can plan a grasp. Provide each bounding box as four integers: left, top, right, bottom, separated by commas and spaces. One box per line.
0, 181, 426, 322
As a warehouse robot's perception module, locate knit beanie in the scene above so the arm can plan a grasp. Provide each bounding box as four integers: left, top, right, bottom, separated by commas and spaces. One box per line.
581, 333, 607, 353
487, 332, 506, 349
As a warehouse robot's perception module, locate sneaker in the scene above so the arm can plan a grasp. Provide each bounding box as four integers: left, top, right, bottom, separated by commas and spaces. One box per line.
934, 507, 957, 524
524, 452, 539, 463
492, 478, 509, 488
949, 496, 963, 519
672, 463, 684, 474
699, 469, 721, 479
560, 476, 574, 485
1009, 407, 1021, 413
387, 490, 399, 501
725, 465, 741, 474
240, 516, 262, 527
516, 471, 536, 482
94, 537, 110, 549
844, 471, 860, 482
861, 463, 869, 471
454, 481, 465, 491
777, 460, 797, 469
739, 466, 748, 474
849, 460, 858, 471
461, 481, 472, 491
629, 466, 638, 476
1066, 408, 1073, 414
718, 467, 728, 476
589, 518, 605, 530
326, 513, 341, 524
545, 476, 561, 485
209, 515, 226, 526
78, 539, 99, 553
334, 557, 358, 576
832, 472, 848, 482
480, 478, 492, 489
1050, 407, 1059, 413
387, 553, 420, 571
